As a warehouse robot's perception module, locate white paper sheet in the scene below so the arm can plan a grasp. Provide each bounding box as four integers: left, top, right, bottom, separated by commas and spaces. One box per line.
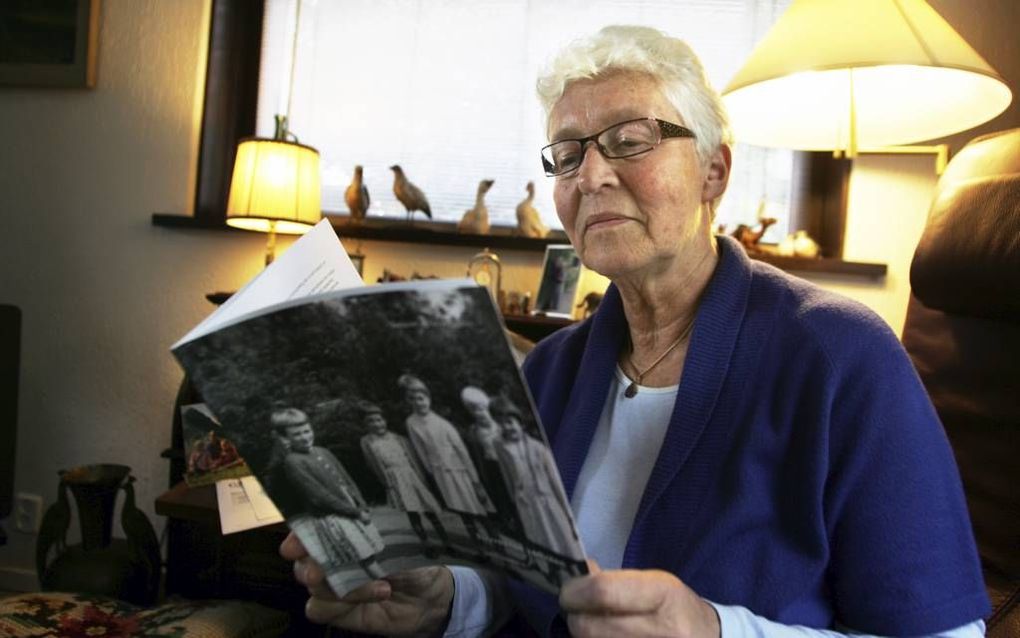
241, 475, 283, 522
215, 477, 284, 534
174, 219, 363, 348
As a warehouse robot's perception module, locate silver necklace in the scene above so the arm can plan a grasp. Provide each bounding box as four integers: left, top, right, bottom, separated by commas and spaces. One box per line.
623, 316, 696, 398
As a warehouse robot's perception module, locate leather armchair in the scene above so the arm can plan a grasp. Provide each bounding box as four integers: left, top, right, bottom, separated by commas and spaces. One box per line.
901, 128, 1020, 637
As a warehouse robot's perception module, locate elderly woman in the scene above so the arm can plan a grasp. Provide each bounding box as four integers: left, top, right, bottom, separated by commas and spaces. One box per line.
281, 26, 988, 637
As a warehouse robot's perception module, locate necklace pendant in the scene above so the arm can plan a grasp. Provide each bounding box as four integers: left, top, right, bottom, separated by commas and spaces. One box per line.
624, 381, 638, 398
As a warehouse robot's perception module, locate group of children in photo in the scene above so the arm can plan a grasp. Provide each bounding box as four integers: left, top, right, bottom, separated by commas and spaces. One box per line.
268, 373, 586, 586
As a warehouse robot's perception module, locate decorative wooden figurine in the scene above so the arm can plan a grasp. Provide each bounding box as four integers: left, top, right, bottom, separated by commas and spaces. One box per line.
792, 230, 820, 258
390, 165, 432, 221
516, 181, 548, 238
468, 248, 502, 307
344, 165, 370, 223
458, 179, 494, 234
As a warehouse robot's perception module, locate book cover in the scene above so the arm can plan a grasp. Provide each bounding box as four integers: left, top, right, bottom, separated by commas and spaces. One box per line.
171, 222, 587, 596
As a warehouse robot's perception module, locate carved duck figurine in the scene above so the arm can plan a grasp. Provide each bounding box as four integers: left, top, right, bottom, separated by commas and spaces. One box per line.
458, 179, 494, 234
515, 181, 548, 238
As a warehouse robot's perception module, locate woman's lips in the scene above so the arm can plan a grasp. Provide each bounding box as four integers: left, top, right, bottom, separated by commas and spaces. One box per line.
584, 214, 630, 232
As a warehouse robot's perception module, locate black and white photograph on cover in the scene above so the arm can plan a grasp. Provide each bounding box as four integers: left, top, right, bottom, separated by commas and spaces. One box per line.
534, 245, 582, 317
172, 280, 587, 596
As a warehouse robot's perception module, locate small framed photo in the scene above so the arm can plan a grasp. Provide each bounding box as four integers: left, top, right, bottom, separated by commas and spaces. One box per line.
534, 245, 581, 318
0, 0, 101, 88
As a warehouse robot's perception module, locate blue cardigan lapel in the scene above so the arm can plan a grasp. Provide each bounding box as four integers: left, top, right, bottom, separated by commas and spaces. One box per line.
623, 236, 753, 566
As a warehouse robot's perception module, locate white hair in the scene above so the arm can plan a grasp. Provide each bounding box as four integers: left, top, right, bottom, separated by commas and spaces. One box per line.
537, 25, 732, 168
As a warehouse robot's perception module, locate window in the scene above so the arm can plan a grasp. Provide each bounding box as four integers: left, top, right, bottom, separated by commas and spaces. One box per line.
184, 0, 851, 262
256, 0, 794, 240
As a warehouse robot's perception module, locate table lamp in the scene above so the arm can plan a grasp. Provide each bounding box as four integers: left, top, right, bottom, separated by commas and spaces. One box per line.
226, 115, 321, 265
721, 0, 1012, 157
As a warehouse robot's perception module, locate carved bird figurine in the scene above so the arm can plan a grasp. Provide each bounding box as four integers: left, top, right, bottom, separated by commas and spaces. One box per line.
390, 165, 432, 222
344, 165, 370, 223
732, 217, 777, 252
36, 479, 71, 583
791, 230, 820, 258
458, 179, 494, 234
121, 475, 162, 604
515, 181, 548, 238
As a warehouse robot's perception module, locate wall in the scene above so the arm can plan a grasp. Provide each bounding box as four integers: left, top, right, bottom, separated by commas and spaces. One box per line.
0, 0, 556, 589
803, 154, 938, 336
0, 0, 1015, 591
0, 0, 228, 588
337, 237, 543, 300
928, 0, 1020, 153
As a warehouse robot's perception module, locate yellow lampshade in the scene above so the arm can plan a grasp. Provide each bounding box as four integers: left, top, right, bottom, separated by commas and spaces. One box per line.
722, 0, 1012, 154
226, 137, 322, 234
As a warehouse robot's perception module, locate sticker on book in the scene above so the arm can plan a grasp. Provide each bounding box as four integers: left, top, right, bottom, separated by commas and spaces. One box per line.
181, 403, 251, 487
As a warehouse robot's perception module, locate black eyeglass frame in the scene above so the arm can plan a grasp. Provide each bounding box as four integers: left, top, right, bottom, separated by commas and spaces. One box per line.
541, 117, 696, 176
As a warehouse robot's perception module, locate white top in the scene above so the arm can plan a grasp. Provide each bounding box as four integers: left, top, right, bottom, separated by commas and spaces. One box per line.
570, 366, 677, 569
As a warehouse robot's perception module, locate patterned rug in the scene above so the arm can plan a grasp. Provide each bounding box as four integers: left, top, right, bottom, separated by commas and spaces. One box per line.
0, 591, 289, 638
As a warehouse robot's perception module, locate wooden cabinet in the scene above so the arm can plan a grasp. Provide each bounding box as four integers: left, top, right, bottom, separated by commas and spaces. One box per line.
155, 483, 327, 637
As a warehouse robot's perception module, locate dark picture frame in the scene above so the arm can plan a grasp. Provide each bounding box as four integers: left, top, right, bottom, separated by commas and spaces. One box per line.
534, 245, 581, 319
0, 0, 101, 88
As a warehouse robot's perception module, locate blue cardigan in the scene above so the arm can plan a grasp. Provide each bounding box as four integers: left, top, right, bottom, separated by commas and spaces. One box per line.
509, 235, 989, 636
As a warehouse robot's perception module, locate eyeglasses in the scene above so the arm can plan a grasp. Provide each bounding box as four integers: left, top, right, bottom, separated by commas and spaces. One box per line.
541, 117, 696, 177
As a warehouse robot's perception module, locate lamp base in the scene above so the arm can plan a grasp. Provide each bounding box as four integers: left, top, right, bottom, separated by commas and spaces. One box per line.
264, 225, 277, 266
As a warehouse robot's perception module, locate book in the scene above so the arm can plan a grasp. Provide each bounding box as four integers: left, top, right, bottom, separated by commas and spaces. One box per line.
172, 220, 587, 596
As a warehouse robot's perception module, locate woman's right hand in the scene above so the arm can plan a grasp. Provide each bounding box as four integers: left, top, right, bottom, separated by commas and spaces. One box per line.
280, 532, 454, 636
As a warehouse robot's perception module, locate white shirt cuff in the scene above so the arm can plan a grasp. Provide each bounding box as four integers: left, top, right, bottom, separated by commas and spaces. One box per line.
444, 566, 504, 638
708, 601, 986, 638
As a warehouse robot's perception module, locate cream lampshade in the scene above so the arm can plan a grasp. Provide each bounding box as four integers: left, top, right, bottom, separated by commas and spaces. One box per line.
226, 124, 321, 265
721, 0, 1012, 156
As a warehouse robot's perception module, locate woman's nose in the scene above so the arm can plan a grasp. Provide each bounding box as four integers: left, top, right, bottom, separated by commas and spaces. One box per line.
576, 142, 618, 193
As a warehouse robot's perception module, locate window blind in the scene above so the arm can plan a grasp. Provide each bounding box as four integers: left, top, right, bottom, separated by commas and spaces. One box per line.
257, 0, 793, 238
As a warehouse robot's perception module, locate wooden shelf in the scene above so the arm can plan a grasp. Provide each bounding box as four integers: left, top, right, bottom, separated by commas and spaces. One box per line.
152, 214, 886, 277
504, 313, 575, 342
152, 213, 570, 253
155, 482, 220, 525
752, 253, 886, 278
325, 215, 572, 251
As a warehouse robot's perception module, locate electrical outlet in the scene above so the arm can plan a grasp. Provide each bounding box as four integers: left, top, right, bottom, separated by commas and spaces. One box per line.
14, 493, 43, 534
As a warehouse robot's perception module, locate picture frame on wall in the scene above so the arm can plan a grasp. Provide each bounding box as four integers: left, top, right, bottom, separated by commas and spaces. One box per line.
534, 244, 582, 319
0, 0, 101, 88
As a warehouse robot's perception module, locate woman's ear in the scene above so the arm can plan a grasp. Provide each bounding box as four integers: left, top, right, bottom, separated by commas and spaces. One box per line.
701, 144, 732, 203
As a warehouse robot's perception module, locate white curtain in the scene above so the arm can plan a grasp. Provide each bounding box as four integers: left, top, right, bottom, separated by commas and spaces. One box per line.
258, 0, 793, 239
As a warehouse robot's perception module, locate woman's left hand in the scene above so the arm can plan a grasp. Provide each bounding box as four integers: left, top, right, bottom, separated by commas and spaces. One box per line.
559, 561, 720, 638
